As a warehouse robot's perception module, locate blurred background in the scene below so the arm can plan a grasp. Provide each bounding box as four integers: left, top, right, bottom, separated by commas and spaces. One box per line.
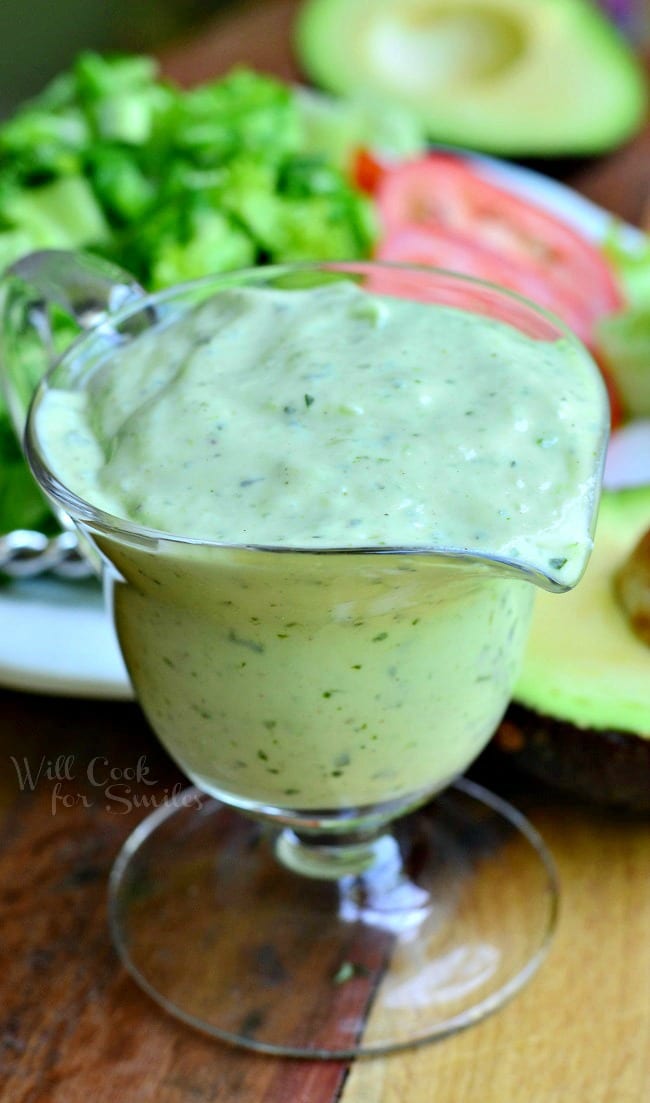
1, 0, 647, 117
0, 0, 235, 114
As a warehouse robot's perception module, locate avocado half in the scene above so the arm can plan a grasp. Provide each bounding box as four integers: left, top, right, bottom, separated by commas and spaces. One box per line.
295, 0, 647, 157
495, 487, 650, 810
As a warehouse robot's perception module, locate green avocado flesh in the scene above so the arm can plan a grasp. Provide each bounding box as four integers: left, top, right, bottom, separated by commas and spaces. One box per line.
295, 0, 647, 156
514, 487, 650, 736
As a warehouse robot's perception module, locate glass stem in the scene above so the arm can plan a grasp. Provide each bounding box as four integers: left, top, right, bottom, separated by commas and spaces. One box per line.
275, 825, 401, 880
275, 826, 434, 934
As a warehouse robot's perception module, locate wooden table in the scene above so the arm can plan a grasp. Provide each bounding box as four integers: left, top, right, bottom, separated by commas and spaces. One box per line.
1, 3, 649, 1099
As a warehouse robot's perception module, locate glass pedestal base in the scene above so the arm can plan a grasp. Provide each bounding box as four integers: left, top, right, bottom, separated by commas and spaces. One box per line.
108, 778, 558, 1058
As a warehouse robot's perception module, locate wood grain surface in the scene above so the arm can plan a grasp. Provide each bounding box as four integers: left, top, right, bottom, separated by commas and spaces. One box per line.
1, 2, 650, 1100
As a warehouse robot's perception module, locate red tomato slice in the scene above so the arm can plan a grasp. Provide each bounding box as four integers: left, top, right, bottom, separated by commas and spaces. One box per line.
376, 225, 596, 342
375, 153, 624, 343
352, 148, 387, 195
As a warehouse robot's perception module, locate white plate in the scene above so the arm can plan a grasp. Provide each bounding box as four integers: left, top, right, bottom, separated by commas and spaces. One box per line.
0, 155, 645, 698
0, 575, 130, 698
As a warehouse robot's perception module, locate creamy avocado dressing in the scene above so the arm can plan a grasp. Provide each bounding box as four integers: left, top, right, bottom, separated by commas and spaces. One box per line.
39, 281, 602, 574
101, 541, 533, 809
35, 280, 605, 811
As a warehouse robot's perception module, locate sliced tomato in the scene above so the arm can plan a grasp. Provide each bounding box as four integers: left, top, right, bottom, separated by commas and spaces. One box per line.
376, 225, 598, 342
352, 148, 387, 195
374, 153, 624, 344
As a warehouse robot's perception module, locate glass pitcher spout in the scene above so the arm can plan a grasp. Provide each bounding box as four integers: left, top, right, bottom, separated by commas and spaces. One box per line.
0, 248, 144, 438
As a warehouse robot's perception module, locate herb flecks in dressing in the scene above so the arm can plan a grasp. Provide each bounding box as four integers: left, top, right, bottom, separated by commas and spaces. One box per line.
35, 280, 605, 810
39, 281, 603, 584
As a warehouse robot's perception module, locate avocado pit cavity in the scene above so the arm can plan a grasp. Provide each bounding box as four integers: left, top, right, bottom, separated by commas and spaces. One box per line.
365, 6, 525, 94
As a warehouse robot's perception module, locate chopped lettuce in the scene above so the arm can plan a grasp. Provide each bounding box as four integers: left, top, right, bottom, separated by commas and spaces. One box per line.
597, 306, 650, 418
1, 175, 110, 248
598, 228, 650, 418
602, 227, 650, 310
295, 86, 428, 170
149, 204, 256, 289
0, 54, 383, 536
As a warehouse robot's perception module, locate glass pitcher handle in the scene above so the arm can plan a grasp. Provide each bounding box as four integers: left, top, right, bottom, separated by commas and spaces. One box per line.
0, 250, 146, 575
0, 248, 145, 438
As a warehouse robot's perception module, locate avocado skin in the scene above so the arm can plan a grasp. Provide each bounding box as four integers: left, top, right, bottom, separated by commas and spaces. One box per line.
494, 703, 650, 813
503, 487, 650, 812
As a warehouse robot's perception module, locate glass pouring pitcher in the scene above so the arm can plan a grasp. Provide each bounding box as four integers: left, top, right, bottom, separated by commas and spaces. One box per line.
0, 249, 607, 830
0, 251, 608, 1056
